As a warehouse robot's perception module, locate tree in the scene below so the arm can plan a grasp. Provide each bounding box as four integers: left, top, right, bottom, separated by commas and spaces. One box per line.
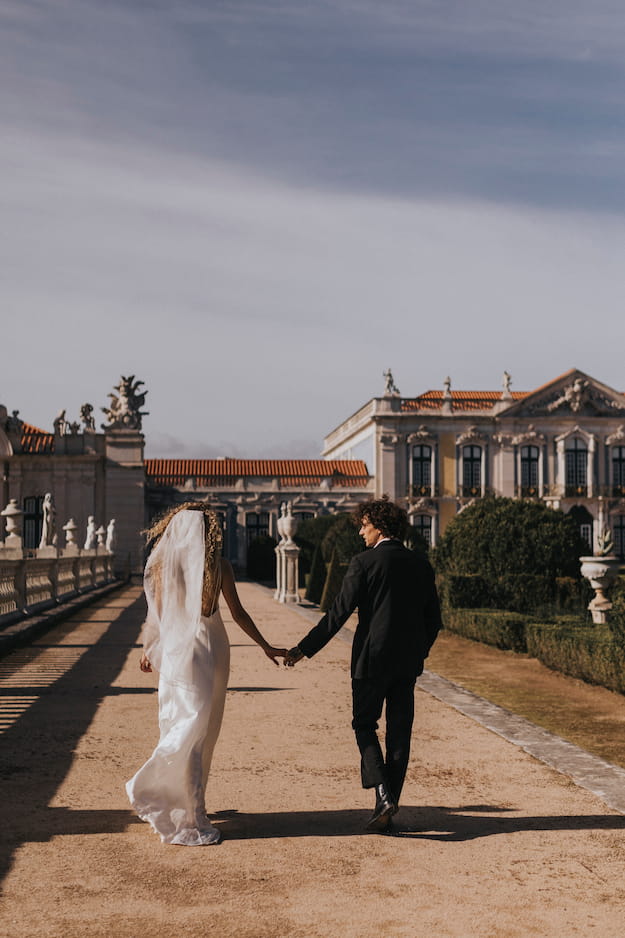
319, 548, 346, 612
305, 544, 327, 605
320, 514, 363, 563
294, 514, 342, 576
434, 496, 586, 580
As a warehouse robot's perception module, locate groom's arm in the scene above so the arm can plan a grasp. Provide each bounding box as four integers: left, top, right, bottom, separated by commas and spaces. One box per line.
289, 555, 363, 663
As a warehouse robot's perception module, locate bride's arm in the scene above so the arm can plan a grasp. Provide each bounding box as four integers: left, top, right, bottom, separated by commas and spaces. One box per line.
220, 558, 286, 666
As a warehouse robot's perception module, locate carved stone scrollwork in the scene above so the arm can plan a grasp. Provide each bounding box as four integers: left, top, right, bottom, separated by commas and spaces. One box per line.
512, 424, 546, 446
492, 433, 513, 448
606, 425, 625, 446
531, 378, 625, 416
407, 425, 436, 444
456, 426, 487, 445
380, 433, 403, 446
409, 497, 434, 512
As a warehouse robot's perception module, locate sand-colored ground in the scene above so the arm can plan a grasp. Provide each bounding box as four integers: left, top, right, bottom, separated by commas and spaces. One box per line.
1, 583, 625, 938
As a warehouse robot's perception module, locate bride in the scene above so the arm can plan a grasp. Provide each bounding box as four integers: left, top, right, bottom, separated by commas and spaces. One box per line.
126, 502, 286, 846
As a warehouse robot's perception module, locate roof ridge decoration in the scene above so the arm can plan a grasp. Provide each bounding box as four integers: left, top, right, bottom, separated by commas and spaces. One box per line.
506, 369, 625, 419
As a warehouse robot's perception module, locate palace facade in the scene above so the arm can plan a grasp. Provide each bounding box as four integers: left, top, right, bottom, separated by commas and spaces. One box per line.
322, 368, 625, 555
3, 368, 625, 573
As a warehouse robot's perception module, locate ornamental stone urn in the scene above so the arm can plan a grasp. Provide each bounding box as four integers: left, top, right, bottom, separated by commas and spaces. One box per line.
1, 498, 23, 549
282, 501, 299, 545
580, 553, 622, 624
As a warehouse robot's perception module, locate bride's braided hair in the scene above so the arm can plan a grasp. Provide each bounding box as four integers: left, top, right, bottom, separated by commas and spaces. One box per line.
145, 501, 223, 609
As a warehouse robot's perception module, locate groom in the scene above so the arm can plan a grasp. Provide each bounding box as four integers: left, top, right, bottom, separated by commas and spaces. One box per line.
285, 496, 442, 832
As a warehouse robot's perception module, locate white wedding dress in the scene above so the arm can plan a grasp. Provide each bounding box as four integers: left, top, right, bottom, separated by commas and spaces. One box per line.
126, 511, 230, 846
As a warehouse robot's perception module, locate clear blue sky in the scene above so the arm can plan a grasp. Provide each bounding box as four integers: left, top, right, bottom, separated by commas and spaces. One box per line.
2, 1, 624, 458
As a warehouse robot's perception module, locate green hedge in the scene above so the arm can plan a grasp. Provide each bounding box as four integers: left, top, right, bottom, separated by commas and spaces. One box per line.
527, 621, 625, 694
440, 575, 490, 609
607, 577, 625, 645
443, 608, 530, 652
439, 573, 591, 616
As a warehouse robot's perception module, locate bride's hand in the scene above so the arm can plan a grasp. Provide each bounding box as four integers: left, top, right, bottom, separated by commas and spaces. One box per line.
263, 645, 287, 667
139, 652, 152, 673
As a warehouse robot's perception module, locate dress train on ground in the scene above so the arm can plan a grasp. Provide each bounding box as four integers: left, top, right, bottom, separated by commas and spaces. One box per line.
126, 609, 230, 845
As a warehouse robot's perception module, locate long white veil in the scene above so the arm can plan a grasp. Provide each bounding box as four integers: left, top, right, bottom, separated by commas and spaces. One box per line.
141, 509, 206, 687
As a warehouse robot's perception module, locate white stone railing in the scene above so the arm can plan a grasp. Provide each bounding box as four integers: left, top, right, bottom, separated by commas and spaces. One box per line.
0, 497, 117, 625
0, 549, 116, 622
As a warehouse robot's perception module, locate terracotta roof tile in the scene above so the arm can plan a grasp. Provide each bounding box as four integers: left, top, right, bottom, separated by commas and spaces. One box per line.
401, 390, 528, 412
20, 422, 55, 454
144, 458, 370, 488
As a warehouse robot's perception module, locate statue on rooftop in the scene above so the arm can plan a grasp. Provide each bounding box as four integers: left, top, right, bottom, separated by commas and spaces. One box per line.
80, 403, 96, 431
102, 376, 149, 431
383, 368, 400, 396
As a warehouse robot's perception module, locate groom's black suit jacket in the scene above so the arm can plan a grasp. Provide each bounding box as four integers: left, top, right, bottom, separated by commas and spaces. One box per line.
298, 539, 442, 681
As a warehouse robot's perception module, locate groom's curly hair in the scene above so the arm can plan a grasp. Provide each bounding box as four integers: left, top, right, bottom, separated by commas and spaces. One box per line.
353, 495, 407, 540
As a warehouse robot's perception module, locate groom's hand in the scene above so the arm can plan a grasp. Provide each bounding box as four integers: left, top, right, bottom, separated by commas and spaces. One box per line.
285, 646, 304, 667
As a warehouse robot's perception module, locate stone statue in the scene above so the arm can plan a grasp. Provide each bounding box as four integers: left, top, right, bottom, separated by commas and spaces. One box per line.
84, 515, 96, 550
106, 518, 117, 553
383, 369, 400, 396
53, 409, 67, 435
102, 376, 149, 430
80, 403, 96, 431
5, 410, 23, 434
38, 493, 57, 548
443, 376, 452, 398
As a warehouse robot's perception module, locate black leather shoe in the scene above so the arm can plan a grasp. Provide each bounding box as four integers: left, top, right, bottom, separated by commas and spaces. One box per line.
365, 784, 397, 832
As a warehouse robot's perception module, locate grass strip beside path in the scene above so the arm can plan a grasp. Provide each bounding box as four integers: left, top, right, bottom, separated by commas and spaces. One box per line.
428, 630, 625, 770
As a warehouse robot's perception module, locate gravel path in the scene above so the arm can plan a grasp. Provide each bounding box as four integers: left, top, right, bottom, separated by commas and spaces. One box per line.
1, 582, 625, 937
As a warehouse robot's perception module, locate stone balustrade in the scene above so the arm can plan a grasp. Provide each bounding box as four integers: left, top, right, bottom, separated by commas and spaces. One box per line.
0, 498, 117, 626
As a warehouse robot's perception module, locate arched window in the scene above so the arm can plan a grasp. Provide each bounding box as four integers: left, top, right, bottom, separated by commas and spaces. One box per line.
614, 515, 625, 558
462, 445, 482, 497
520, 445, 539, 496
612, 447, 625, 496
565, 439, 587, 496
413, 514, 432, 546
568, 505, 593, 553
411, 444, 432, 496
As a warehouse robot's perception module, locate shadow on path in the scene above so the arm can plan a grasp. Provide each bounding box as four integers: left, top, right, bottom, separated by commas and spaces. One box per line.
0, 590, 145, 886
205, 805, 625, 842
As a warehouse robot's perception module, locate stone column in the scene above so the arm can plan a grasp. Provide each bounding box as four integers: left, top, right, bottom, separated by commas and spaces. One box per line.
103, 429, 145, 577
556, 437, 565, 493
587, 436, 596, 498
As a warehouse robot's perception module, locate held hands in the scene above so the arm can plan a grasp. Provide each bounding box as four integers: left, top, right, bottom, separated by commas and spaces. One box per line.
284, 646, 304, 668
263, 645, 288, 667
139, 651, 152, 673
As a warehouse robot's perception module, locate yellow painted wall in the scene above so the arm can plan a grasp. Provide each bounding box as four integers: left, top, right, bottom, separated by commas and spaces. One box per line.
439, 432, 456, 496
438, 431, 457, 536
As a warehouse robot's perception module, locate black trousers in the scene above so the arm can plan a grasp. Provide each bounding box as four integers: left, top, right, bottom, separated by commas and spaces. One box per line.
351, 673, 417, 801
